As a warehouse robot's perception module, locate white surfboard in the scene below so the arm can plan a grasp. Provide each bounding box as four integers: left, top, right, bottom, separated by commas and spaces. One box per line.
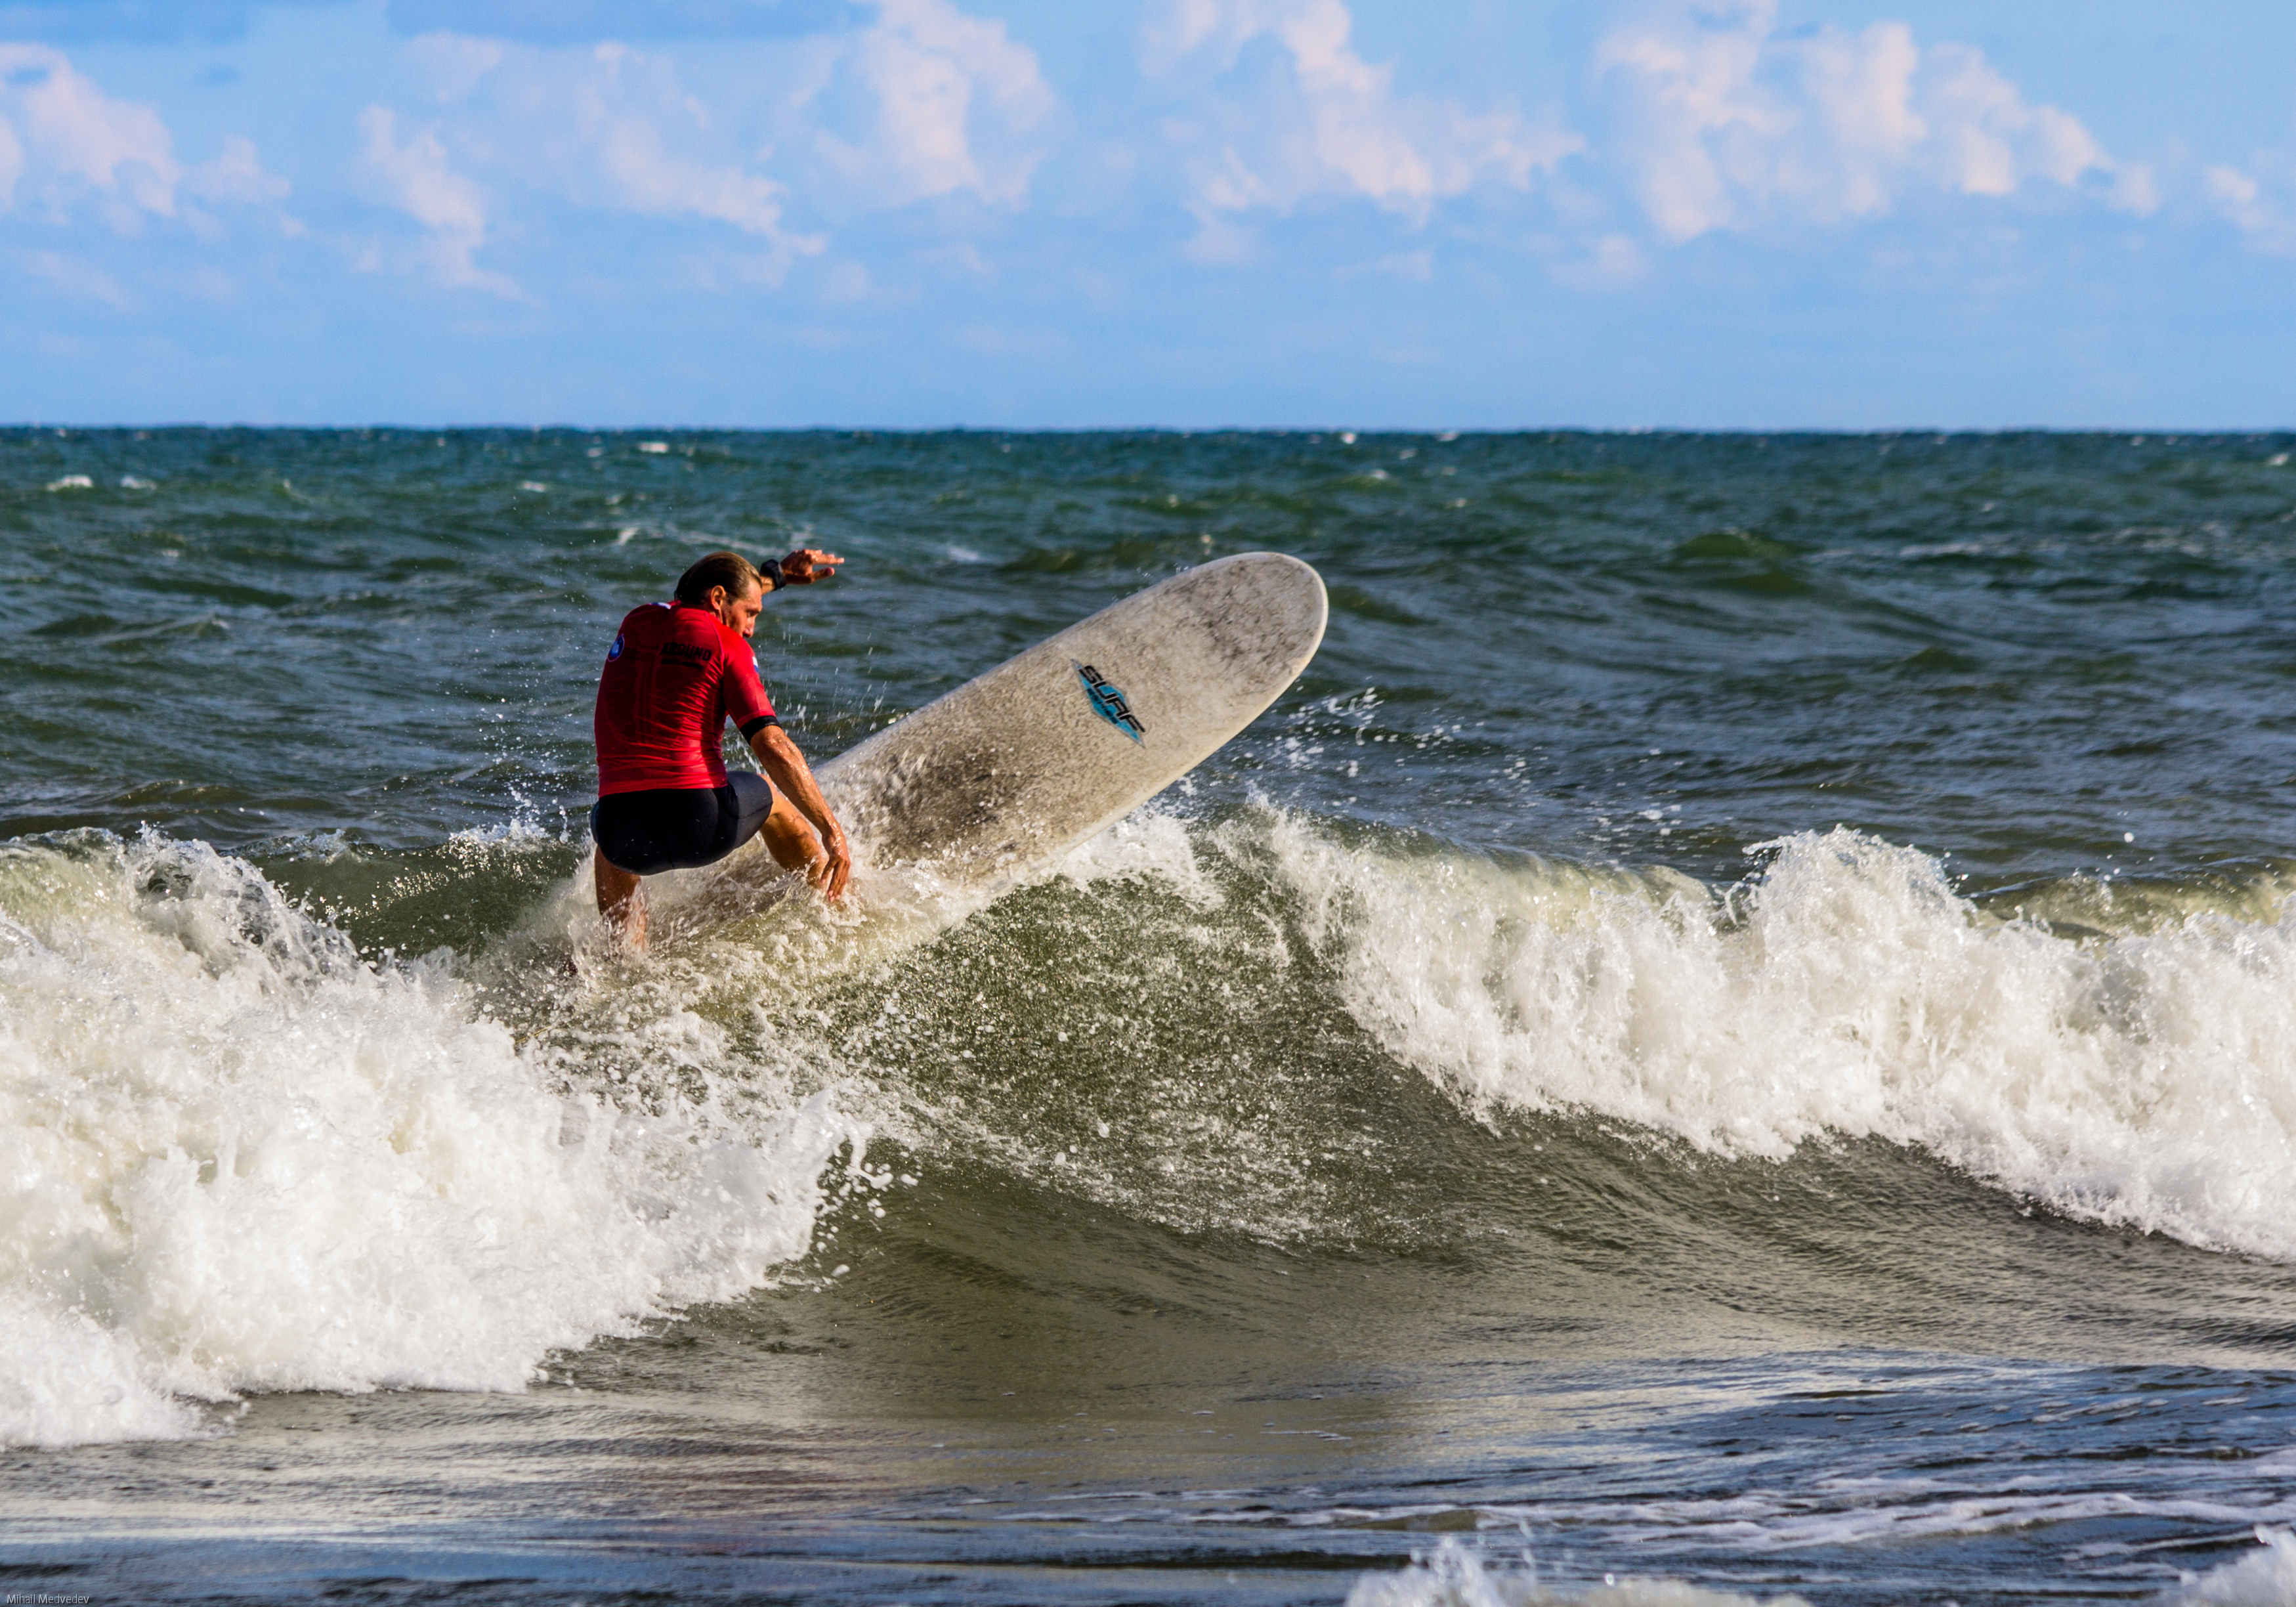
816, 552, 1327, 888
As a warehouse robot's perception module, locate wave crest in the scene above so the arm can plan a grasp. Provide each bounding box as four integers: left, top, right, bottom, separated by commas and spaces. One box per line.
1271, 817, 2296, 1258
0, 830, 862, 1448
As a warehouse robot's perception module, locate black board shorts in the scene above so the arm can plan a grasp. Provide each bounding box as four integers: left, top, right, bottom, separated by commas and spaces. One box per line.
591, 774, 776, 875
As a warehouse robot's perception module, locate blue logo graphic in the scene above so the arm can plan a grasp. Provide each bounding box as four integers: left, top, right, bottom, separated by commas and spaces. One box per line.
606, 632, 625, 662
1076, 662, 1145, 742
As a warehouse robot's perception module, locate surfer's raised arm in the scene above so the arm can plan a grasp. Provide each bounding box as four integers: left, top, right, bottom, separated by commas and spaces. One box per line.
758, 547, 843, 591
589, 549, 852, 951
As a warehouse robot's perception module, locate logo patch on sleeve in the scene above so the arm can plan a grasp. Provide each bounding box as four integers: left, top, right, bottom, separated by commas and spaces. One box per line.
1076, 662, 1145, 741
606, 632, 626, 662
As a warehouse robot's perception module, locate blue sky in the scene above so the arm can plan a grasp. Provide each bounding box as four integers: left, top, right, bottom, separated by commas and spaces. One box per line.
1, 0, 2292, 427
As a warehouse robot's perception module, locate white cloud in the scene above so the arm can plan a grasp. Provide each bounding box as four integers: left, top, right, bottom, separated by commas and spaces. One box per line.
188, 134, 291, 206
1595, 0, 2150, 242
356, 32, 856, 289
817, 0, 1057, 207
15, 246, 129, 307
2207, 154, 2296, 257
1918, 41, 2102, 196
571, 43, 805, 238
408, 32, 508, 104
1147, 0, 1579, 234
0, 44, 286, 232
1178, 200, 1254, 265
0, 115, 22, 208
0, 43, 179, 219
348, 2, 1048, 293
1548, 230, 1649, 289
357, 104, 515, 295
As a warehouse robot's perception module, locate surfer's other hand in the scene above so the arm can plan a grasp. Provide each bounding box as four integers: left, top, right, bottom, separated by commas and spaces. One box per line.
780, 547, 843, 586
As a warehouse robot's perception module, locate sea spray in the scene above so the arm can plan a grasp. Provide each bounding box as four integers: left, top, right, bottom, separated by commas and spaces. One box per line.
1345, 1535, 1812, 1607
0, 830, 866, 1448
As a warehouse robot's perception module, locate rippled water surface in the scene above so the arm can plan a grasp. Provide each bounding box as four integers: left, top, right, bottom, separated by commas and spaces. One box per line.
3, 428, 2295, 1605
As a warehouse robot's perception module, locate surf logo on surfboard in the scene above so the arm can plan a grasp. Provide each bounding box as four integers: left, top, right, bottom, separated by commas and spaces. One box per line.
1075, 662, 1145, 742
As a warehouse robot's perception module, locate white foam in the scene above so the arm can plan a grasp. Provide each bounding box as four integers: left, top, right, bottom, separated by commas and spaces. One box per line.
2166, 1529, 2296, 1606
444, 812, 567, 865
1346, 1537, 1808, 1607
1258, 813, 2296, 1260
1056, 804, 1222, 908
0, 832, 865, 1449
0, 1295, 203, 1448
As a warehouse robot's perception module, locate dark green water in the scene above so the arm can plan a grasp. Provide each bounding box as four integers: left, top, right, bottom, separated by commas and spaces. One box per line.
3, 428, 2295, 1605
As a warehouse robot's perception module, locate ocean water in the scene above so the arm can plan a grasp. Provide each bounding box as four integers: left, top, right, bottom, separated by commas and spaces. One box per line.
3, 427, 2295, 1605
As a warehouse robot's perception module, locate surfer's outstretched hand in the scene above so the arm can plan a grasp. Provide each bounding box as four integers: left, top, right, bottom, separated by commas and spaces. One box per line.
778, 547, 843, 586
815, 825, 852, 900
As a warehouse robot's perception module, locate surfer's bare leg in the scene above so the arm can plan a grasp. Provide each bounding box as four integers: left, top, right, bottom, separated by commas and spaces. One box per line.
757, 790, 830, 888
594, 848, 647, 949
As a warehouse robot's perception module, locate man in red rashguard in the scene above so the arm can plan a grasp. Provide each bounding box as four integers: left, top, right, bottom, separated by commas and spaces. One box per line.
591, 547, 851, 947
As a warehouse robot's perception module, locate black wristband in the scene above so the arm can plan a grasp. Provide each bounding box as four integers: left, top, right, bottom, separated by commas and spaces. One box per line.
757, 557, 786, 591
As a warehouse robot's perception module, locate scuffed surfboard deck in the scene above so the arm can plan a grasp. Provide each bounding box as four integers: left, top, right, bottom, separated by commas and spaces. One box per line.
817, 551, 1327, 888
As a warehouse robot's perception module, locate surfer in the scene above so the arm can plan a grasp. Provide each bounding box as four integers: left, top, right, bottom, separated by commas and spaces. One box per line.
591, 548, 851, 948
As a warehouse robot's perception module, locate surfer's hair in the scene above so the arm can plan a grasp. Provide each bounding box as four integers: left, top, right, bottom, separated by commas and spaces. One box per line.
674, 551, 763, 606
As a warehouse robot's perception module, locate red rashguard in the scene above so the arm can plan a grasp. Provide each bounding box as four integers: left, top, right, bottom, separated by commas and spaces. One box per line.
593, 602, 777, 796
